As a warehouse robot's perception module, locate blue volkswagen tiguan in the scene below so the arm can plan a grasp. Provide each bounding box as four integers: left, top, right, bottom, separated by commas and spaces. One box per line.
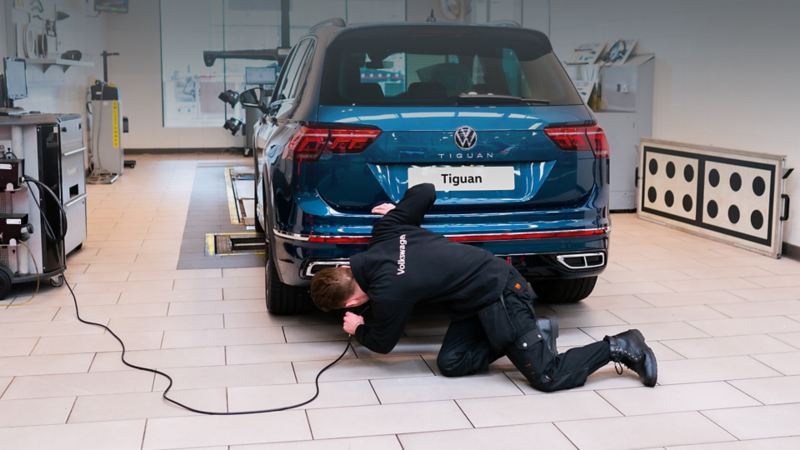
252, 21, 610, 314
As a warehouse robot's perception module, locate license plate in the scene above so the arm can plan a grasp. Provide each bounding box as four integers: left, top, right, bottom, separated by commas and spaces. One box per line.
407, 165, 515, 192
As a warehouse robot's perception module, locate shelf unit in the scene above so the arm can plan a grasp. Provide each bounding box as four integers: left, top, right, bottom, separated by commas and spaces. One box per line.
25, 58, 95, 73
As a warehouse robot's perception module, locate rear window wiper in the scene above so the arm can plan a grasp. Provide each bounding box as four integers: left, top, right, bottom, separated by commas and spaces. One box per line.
456, 94, 551, 105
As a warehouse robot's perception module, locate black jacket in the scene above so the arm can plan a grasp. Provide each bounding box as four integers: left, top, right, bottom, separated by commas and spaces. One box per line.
350, 183, 511, 354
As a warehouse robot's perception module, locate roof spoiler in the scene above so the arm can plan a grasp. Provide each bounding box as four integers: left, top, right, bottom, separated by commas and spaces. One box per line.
310, 17, 346, 33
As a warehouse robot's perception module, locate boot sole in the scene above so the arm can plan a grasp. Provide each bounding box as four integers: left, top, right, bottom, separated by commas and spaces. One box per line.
642, 345, 658, 387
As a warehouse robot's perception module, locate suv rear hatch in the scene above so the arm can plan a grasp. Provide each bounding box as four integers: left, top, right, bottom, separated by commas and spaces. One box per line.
303, 25, 606, 214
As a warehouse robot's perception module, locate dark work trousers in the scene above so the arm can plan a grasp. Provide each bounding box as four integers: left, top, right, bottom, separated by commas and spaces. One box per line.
437, 268, 611, 392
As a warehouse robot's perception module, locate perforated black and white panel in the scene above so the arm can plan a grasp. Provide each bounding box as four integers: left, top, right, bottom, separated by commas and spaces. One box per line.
638, 139, 788, 258
642, 153, 700, 221
702, 161, 773, 243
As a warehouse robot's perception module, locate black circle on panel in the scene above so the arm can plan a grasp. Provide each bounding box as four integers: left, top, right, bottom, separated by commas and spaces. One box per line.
707, 200, 719, 218
751, 210, 764, 230
647, 187, 657, 203
682, 195, 693, 212
666, 162, 676, 178
649, 159, 658, 175
730, 173, 742, 192
684, 165, 695, 182
753, 177, 766, 196
728, 205, 740, 224
665, 191, 675, 207
709, 169, 720, 187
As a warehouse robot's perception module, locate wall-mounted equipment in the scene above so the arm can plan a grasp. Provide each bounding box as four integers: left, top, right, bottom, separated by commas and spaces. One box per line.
565, 44, 654, 211
1, 58, 29, 110
638, 139, 792, 258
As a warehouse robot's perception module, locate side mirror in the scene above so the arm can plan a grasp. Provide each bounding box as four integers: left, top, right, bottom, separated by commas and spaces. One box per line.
240, 87, 268, 113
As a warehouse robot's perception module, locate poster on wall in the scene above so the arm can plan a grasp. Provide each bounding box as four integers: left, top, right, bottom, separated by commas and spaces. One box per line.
599, 39, 637, 65
568, 43, 606, 65
407, 0, 473, 23
9, 0, 82, 60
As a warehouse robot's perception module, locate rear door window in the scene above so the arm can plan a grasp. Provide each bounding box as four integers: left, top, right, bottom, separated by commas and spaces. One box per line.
273, 39, 310, 102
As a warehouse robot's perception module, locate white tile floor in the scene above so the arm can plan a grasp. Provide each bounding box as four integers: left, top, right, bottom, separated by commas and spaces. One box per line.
2, 154, 800, 449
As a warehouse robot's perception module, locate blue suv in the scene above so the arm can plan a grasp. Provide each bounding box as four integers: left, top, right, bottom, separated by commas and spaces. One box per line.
251, 21, 610, 314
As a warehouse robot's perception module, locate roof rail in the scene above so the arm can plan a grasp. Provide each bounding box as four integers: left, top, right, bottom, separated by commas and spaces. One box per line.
309, 17, 346, 33
488, 20, 521, 28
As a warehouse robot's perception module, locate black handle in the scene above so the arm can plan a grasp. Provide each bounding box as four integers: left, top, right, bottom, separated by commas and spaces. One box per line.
781, 194, 790, 221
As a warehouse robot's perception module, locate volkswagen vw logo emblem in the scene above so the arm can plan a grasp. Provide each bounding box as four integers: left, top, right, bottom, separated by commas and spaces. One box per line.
453, 126, 477, 150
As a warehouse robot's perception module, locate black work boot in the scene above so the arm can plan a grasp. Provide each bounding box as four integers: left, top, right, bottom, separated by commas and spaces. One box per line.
536, 317, 559, 356
607, 329, 657, 387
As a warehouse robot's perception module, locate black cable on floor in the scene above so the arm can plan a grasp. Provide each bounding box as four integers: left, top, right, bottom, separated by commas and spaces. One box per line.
27, 174, 354, 415
64, 276, 352, 414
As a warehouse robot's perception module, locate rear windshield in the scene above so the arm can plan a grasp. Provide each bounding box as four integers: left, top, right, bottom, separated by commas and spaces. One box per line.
320, 26, 581, 106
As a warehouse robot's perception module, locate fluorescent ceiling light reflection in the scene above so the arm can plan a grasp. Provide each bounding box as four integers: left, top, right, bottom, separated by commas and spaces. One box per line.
458, 112, 503, 118
400, 112, 456, 118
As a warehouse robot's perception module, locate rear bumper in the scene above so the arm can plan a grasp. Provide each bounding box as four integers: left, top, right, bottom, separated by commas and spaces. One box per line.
270, 227, 609, 286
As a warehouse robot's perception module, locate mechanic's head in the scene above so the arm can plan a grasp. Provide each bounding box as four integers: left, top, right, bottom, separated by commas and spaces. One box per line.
311, 266, 364, 312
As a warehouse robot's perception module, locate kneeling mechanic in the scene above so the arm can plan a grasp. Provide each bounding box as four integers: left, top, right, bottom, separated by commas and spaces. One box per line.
310, 183, 657, 392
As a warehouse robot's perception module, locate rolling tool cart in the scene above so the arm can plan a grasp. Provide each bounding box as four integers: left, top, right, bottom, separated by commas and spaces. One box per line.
0, 114, 87, 299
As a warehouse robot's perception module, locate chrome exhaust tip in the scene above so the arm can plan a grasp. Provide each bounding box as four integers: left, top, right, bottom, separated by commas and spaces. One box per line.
303, 260, 349, 278
556, 252, 605, 270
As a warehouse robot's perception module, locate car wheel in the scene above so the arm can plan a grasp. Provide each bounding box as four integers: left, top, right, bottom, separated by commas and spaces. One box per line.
530, 276, 598, 303
264, 253, 314, 315
263, 199, 314, 315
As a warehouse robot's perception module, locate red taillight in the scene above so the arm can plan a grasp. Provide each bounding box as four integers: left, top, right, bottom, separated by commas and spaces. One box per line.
285, 126, 381, 161
544, 125, 609, 158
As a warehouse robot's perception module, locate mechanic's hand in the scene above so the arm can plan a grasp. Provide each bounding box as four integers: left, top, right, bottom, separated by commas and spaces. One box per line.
343, 312, 365, 335
371, 203, 396, 216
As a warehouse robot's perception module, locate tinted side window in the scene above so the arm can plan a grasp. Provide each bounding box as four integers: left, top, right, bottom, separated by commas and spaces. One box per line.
287, 41, 316, 100
274, 40, 309, 101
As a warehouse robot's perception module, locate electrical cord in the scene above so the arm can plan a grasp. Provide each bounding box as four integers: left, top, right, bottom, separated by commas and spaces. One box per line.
25, 174, 355, 414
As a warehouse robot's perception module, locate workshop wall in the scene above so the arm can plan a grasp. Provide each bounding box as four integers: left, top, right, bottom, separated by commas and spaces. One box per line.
102, 0, 242, 149
549, 0, 800, 247
1, 0, 105, 145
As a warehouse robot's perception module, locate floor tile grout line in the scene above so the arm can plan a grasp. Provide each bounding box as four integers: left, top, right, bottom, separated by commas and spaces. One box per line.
590, 389, 627, 418
453, 399, 475, 429
723, 380, 766, 407
140, 418, 148, 450
304, 409, 315, 440
63, 395, 78, 424
551, 422, 581, 450
0, 376, 13, 399
502, 372, 527, 395
367, 379, 382, 405
745, 353, 790, 376
28, 337, 42, 356
696, 409, 743, 442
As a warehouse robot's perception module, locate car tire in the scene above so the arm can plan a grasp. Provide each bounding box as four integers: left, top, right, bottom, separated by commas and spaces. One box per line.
265, 254, 314, 315
530, 276, 597, 303
263, 193, 314, 315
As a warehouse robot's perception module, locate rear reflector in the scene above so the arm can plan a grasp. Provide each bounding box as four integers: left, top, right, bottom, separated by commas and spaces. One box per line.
307, 228, 607, 244
285, 126, 381, 161
446, 229, 607, 242
544, 125, 609, 158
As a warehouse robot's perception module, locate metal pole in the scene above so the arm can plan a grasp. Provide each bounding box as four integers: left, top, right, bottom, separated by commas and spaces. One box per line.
281, 0, 290, 47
